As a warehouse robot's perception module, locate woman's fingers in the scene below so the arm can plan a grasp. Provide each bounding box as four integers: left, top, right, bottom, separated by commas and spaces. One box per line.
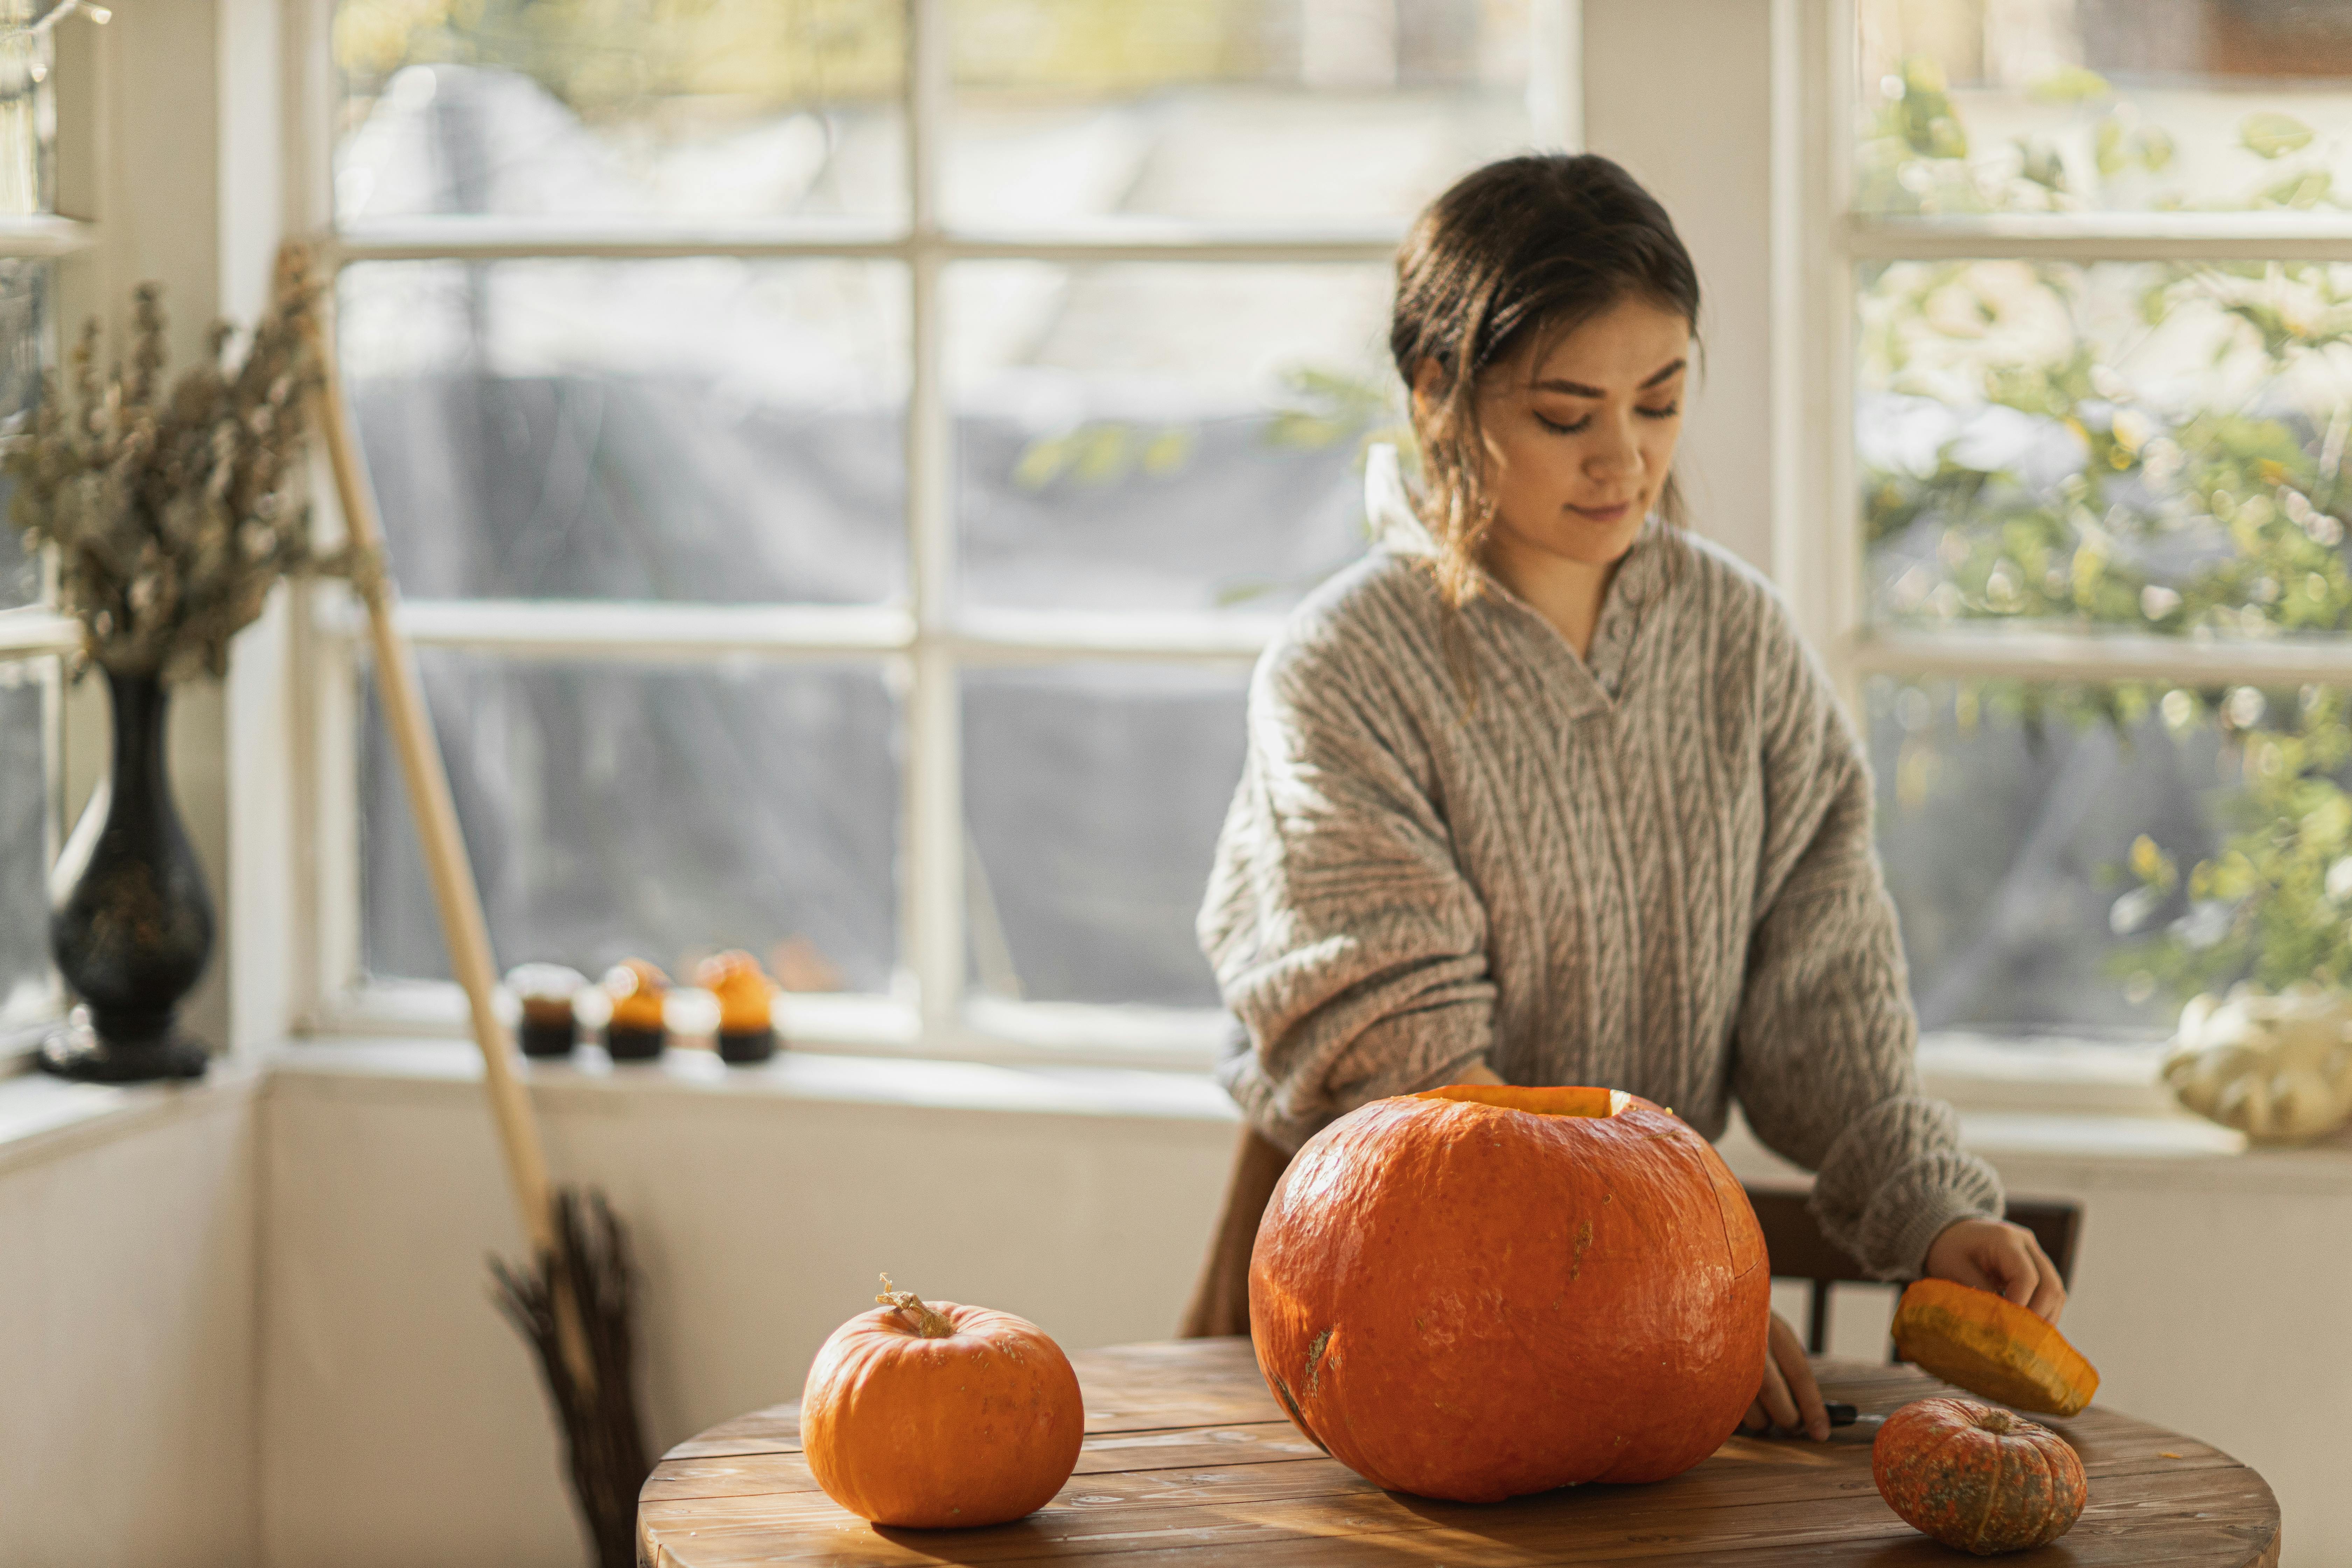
1924, 1219, 2068, 1326
1987, 1229, 2066, 1323
1748, 1313, 1834, 1440
2023, 1236, 2067, 1324
1769, 1313, 1831, 1441
1995, 1232, 2037, 1307
1749, 1313, 1832, 1439
1756, 1347, 1800, 1433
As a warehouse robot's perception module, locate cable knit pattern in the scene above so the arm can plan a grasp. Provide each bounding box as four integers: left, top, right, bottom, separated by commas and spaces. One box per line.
1197, 521, 2003, 1279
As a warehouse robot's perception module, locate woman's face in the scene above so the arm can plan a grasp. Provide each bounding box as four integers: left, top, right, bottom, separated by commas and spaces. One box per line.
1420, 292, 1691, 571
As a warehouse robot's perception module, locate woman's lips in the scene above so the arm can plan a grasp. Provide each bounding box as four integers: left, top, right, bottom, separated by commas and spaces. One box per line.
1567, 500, 1636, 523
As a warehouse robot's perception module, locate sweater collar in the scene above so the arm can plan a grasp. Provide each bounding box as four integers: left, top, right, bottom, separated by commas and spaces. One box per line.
1361, 445, 1673, 703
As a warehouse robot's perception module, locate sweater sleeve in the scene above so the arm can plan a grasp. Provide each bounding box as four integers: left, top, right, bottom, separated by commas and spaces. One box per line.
1198, 629, 1494, 1151
1729, 608, 2004, 1280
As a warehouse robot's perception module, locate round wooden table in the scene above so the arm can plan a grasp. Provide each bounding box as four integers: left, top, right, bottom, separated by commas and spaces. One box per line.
638, 1337, 2280, 1566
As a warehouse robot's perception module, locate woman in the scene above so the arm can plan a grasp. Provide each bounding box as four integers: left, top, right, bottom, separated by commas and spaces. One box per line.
1194, 153, 2065, 1441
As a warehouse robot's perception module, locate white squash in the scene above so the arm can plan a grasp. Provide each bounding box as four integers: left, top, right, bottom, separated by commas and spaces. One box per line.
2163, 986, 2352, 1144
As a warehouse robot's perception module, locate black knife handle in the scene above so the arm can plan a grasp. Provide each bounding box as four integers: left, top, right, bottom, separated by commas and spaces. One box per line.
1825, 1400, 1859, 1427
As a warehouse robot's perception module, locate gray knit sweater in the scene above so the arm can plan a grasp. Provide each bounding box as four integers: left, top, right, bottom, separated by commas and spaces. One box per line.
1197, 498, 2003, 1280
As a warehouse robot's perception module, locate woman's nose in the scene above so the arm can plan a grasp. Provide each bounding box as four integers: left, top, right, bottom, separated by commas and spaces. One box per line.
1584, 414, 1643, 481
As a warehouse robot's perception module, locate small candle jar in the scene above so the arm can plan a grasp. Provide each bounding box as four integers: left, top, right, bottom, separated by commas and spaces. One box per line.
506, 963, 586, 1058
697, 950, 779, 1065
600, 959, 671, 1061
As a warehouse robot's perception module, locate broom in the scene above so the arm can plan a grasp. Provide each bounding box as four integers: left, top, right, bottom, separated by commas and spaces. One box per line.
299, 244, 652, 1568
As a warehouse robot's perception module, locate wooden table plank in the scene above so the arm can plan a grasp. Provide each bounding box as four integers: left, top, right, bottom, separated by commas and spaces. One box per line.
639, 1338, 2280, 1568
664, 1342, 1289, 1463
644, 1423, 1327, 1505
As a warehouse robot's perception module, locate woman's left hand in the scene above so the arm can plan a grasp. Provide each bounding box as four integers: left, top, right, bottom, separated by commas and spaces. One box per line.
1922, 1217, 2066, 1324
1741, 1310, 1830, 1441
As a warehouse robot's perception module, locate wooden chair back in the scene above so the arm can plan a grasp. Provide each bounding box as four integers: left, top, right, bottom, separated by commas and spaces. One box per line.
1744, 1186, 2081, 1356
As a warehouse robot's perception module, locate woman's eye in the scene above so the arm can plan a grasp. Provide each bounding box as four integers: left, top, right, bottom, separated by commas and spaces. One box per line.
1535, 412, 1591, 435
1639, 403, 1680, 420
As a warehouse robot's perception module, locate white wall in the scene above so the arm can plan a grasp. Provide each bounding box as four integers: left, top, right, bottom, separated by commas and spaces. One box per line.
256, 1058, 1237, 1568
0, 1080, 261, 1568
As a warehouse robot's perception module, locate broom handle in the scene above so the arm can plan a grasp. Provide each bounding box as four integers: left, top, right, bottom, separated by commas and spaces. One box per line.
304, 286, 596, 1393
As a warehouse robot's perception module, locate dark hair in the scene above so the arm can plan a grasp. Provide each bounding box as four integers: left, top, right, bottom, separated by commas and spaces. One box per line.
1391, 153, 1701, 607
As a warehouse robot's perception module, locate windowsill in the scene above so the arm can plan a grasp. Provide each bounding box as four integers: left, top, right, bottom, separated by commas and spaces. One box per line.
7, 1031, 2349, 1194
0, 1057, 265, 1177
1917, 1030, 2178, 1117
315, 986, 2192, 1104
311, 985, 1233, 1073
268, 1037, 1243, 1123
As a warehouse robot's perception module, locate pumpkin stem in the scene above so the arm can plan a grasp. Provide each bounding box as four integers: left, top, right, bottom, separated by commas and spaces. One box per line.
876, 1273, 955, 1338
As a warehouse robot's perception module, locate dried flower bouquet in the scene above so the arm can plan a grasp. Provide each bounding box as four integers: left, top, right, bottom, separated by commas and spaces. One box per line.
4, 246, 327, 679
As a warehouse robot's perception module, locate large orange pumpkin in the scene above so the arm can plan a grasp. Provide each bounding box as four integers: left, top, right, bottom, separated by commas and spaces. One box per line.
800, 1277, 1084, 1528
1873, 1396, 2087, 1554
1248, 1085, 1770, 1502
1891, 1278, 2099, 1417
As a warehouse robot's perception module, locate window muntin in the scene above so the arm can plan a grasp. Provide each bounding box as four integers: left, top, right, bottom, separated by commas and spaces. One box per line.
341, 258, 909, 604
359, 655, 902, 995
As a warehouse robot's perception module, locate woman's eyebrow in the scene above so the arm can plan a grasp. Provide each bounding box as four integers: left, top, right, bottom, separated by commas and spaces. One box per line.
1530, 358, 1689, 398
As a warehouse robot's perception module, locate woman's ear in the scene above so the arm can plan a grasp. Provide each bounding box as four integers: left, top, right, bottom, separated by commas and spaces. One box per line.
1410, 358, 1447, 421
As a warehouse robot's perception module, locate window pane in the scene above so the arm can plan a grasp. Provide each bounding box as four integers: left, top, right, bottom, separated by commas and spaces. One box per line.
1868, 675, 2352, 1037
948, 261, 1390, 614
0, 2, 55, 216
0, 658, 55, 1028
0, 259, 49, 610
342, 259, 907, 603
963, 663, 1244, 1007
362, 655, 900, 995
332, 0, 905, 225
1862, 258, 2352, 637
947, 0, 1537, 229
1858, 0, 2352, 217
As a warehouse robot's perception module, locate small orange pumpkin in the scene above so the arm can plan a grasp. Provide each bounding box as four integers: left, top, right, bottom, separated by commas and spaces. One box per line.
1873, 1396, 2087, 1555
1890, 1278, 2099, 1417
800, 1276, 1084, 1528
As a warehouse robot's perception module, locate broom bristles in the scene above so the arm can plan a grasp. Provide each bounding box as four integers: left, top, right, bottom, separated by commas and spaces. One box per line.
490, 1185, 651, 1568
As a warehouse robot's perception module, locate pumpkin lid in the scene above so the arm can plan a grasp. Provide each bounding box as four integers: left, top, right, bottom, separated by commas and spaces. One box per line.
1890, 1278, 2100, 1418
1411, 1084, 1630, 1118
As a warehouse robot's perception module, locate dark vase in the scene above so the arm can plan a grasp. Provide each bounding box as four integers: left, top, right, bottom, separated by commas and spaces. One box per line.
38, 668, 212, 1082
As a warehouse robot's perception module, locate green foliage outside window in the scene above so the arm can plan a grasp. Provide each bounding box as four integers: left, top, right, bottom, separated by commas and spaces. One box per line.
1861, 59, 2352, 1002
334, 0, 1272, 117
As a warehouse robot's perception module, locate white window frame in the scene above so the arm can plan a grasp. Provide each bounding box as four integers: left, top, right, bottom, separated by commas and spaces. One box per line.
1806, 0, 2352, 1066
291, 0, 1581, 1070
0, 5, 105, 1067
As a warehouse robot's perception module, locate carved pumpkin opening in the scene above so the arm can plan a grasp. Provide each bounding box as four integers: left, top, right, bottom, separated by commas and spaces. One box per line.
1412, 1084, 1630, 1118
